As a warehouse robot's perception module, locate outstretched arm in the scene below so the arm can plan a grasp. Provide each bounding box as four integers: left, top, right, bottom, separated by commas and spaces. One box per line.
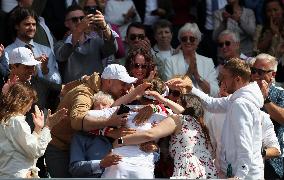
113, 115, 180, 148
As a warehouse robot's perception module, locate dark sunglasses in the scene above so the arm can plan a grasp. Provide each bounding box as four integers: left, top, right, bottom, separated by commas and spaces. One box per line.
181, 36, 196, 43
169, 89, 181, 97
218, 41, 231, 48
67, 16, 85, 23
129, 34, 145, 41
133, 63, 147, 69
250, 67, 273, 76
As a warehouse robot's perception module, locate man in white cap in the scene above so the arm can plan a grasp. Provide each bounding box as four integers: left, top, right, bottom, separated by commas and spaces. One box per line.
45, 63, 138, 178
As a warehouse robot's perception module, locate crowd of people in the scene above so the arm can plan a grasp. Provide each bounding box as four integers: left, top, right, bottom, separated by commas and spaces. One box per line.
0, 0, 284, 179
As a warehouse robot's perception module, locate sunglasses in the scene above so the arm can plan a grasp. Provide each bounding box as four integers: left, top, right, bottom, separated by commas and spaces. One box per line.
218, 41, 231, 48
67, 16, 85, 23
133, 63, 147, 69
250, 67, 273, 76
169, 89, 181, 97
129, 34, 145, 41
180, 36, 196, 43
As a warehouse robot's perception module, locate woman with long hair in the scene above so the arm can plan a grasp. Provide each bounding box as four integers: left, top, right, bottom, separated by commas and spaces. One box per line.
0, 82, 66, 178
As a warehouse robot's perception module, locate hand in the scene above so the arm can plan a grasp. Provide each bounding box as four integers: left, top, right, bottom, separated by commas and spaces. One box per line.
188, 55, 200, 79
107, 127, 136, 139
2, 75, 19, 95
32, 105, 45, 132
123, 6, 136, 24
107, 110, 128, 127
135, 37, 151, 51
222, 11, 231, 21
270, 16, 280, 35
132, 105, 154, 126
166, 77, 193, 93
93, 10, 107, 29
76, 14, 96, 33
258, 80, 269, 99
0, 44, 4, 57
134, 81, 152, 95
36, 54, 49, 75
139, 141, 159, 153
45, 108, 68, 129
100, 153, 122, 168
144, 90, 163, 102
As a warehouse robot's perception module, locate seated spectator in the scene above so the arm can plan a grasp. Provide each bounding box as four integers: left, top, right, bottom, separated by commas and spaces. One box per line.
164, 23, 219, 97
151, 19, 176, 81
213, 0, 256, 56
0, 82, 66, 178
217, 30, 250, 65
125, 47, 156, 87
112, 93, 218, 179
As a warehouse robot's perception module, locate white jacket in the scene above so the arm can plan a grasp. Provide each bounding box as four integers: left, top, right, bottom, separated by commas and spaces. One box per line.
0, 115, 51, 178
164, 52, 219, 97
192, 82, 264, 179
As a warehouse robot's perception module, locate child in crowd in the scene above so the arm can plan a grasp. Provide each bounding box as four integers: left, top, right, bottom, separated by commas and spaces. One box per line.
0, 82, 66, 178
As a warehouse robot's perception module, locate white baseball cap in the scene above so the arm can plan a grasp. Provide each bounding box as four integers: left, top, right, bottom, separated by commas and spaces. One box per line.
101, 64, 137, 84
9, 47, 41, 66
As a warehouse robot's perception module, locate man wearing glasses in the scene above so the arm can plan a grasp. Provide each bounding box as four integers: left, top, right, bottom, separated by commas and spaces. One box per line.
251, 53, 284, 179
55, 5, 117, 83
217, 30, 250, 65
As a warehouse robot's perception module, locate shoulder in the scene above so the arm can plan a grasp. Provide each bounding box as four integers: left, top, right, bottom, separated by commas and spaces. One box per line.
243, 7, 255, 15
34, 42, 52, 53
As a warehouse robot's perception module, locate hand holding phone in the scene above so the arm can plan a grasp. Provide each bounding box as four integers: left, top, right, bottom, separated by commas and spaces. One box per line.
117, 104, 130, 115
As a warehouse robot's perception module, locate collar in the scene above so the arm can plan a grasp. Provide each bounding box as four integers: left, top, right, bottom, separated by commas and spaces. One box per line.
152, 44, 174, 55
15, 38, 35, 47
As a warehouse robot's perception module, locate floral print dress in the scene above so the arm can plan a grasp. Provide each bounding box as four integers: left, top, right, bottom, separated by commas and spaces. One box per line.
169, 115, 217, 179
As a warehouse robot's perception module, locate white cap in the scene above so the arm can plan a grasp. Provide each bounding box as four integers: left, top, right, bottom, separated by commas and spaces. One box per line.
101, 64, 137, 84
9, 47, 41, 66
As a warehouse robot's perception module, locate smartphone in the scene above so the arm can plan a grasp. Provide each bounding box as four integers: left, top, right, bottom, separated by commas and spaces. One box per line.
84, 6, 97, 15
225, 4, 234, 15
117, 104, 130, 115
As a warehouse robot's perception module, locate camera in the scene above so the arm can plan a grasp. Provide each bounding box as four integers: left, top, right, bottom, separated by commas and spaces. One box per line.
117, 104, 130, 115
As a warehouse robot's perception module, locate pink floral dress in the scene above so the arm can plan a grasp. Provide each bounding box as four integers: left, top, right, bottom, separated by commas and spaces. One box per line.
169, 115, 217, 179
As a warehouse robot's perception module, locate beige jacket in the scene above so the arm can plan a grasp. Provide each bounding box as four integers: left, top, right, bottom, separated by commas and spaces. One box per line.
50, 73, 101, 150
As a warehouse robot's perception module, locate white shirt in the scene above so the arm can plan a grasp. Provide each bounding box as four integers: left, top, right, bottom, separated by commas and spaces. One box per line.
0, 115, 51, 178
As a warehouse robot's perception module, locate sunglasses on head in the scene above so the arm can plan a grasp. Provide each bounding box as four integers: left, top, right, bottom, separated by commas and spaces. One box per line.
129, 34, 145, 41
218, 41, 231, 48
169, 89, 181, 97
133, 63, 147, 69
67, 16, 85, 23
250, 67, 273, 76
180, 36, 196, 43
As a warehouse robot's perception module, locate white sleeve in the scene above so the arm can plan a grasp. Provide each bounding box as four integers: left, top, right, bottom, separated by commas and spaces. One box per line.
231, 102, 253, 178
191, 86, 229, 113
5, 118, 51, 159
87, 107, 118, 118
262, 113, 280, 151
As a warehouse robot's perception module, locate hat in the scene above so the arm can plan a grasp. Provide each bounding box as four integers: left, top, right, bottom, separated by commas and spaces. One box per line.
101, 64, 137, 84
9, 47, 41, 66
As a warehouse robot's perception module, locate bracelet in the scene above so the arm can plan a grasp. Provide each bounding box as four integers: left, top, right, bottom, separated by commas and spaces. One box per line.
152, 105, 158, 113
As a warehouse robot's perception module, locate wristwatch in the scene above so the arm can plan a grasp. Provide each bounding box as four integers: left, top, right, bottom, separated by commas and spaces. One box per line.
118, 137, 124, 145
264, 97, 271, 104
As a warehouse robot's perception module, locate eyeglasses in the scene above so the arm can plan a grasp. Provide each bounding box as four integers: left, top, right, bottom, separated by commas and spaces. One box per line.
218, 41, 231, 48
129, 34, 145, 41
169, 89, 181, 97
180, 36, 196, 43
133, 63, 147, 69
66, 16, 85, 23
250, 67, 273, 76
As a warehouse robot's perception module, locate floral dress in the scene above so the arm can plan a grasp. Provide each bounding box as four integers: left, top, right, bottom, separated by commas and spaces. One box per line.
169, 115, 217, 179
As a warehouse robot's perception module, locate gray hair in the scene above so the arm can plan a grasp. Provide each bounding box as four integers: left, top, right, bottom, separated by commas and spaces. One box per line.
178, 23, 202, 43
255, 53, 278, 72
218, 30, 240, 43
93, 91, 114, 106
